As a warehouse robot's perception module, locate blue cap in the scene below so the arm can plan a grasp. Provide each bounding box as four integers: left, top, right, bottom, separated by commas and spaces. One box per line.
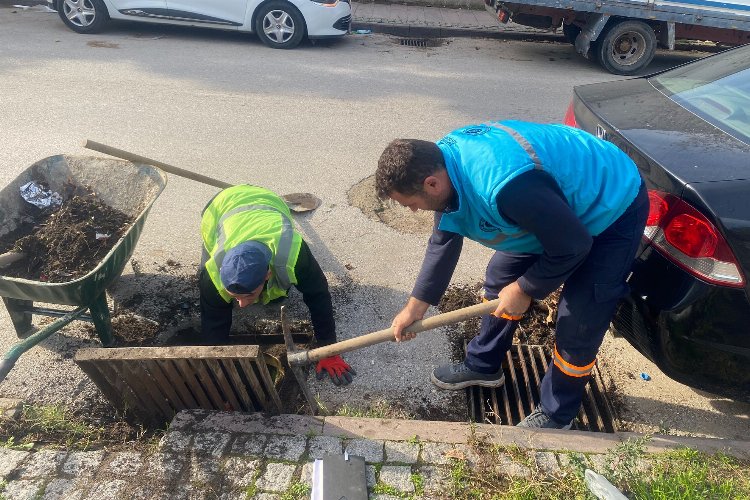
219, 241, 272, 294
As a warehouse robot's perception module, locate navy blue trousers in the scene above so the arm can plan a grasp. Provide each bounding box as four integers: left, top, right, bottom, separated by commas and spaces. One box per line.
465, 185, 649, 425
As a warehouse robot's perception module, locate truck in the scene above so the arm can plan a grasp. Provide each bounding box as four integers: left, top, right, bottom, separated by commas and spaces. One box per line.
484, 0, 750, 74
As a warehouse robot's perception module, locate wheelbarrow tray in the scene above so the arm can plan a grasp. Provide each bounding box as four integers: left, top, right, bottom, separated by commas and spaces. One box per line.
0, 154, 167, 305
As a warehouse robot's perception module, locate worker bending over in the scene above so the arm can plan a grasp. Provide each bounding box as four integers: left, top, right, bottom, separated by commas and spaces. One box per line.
200, 185, 355, 386
375, 120, 648, 428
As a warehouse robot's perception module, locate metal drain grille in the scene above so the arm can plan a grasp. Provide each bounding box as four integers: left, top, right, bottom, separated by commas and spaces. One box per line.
398, 38, 444, 47
467, 344, 618, 432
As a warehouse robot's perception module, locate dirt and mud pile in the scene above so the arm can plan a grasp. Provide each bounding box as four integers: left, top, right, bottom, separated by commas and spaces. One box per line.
0, 194, 133, 282
438, 284, 560, 361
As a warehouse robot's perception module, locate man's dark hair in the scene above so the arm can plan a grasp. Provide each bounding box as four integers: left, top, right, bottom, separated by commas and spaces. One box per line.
375, 139, 445, 200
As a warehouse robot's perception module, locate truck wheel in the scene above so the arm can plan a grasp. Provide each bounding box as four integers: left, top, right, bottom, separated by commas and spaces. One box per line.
596, 20, 656, 75
58, 0, 108, 34
255, 0, 306, 49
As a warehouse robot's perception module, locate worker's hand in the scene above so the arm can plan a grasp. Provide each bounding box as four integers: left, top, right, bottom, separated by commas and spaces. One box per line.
316, 355, 356, 386
492, 282, 532, 320
392, 297, 430, 342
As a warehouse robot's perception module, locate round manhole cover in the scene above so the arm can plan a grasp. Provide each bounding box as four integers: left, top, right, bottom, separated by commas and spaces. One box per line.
348, 175, 433, 235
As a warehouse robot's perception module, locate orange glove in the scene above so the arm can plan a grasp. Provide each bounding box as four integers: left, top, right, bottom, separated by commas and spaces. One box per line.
316, 355, 356, 386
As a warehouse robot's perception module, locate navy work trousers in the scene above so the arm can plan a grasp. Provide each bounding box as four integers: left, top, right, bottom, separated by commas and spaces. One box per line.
464, 184, 649, 425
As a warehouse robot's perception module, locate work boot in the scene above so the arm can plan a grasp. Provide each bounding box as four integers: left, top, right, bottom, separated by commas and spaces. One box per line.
517, 407, 573, 430
430, 362, 504, 390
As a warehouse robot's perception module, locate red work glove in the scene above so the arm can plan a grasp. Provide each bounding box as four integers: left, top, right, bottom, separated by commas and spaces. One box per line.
315, 355, 356, 386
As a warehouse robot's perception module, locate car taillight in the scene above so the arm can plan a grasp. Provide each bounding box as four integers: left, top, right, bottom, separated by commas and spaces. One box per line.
563, 100, 578, 128
644, 190, 745, 287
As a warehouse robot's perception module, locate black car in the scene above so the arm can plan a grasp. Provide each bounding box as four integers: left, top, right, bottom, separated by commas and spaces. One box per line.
564, 44, 750, 401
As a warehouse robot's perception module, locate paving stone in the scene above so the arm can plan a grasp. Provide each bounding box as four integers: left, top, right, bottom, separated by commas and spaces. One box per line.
420, 442, 455, 465
495, 454, 531, 479
102, 451, 144, 477
452, 443, 481, 465
221, 456, 261, 491
15, 450, 67, 479
253, 494, 280, 500
192, 432, 231, 457
160, 430, 193, 453
0, 449, 30, 478
143, 452, 187, 481
264, 434, 306, 461
345, 439, 384, 463
2, 479, 45, 500
229, 434, 267, 457
256, 463, 295, 492
533, 451, 560, 477
85, 479, 127, 500
189, 453, 221, 483
587, 454, 608, 473
366, 465, 377, 488
168, 410, 210, 431
309, 435, 343, 459
125, 484, 171, 500
384, 441, 419, 464
41, 478, 84, 500
378, 465, 415, 493
418, 465, 449, 496
61, 450, 105, 477
300, 462, 314, 486
557, 452, 587, 471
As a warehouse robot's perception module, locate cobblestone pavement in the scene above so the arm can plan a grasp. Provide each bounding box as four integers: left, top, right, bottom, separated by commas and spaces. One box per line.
3, 408, 749, 500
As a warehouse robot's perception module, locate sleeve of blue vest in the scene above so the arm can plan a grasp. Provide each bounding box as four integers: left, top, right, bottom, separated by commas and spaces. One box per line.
411, 211, 464, 306
497, 170, 593, 300
294, 239, 336, 346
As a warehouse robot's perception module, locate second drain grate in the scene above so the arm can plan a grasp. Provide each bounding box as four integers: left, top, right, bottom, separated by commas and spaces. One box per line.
466, 344, 618, 433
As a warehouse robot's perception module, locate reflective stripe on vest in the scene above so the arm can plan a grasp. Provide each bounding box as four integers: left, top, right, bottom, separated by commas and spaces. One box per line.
213, 204, 294, 290
486, 122, 543, 170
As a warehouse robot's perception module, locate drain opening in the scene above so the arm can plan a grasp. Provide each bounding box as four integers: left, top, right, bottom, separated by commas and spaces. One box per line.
398, 38, 443, 47
466, 344, 618, 432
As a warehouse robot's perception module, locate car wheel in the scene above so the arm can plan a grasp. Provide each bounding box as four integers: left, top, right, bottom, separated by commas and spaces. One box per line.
254, 0, 306, 49
58, 0, 108, 34
595, 20, 656, 75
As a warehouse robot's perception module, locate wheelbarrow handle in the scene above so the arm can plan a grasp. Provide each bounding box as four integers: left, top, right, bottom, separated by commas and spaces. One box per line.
83, 140, 233, 190
287, 298, 504, 366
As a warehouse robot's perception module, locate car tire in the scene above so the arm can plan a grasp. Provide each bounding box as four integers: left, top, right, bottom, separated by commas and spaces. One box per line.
255, 0, 306, 49
595, 20, 656, 75
57, 0, 108, 34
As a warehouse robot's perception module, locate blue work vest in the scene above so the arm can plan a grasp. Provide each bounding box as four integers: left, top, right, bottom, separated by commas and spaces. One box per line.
437, 121, 642, 253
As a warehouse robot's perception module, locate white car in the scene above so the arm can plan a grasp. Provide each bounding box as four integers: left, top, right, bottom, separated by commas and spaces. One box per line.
52, 0, 351, 49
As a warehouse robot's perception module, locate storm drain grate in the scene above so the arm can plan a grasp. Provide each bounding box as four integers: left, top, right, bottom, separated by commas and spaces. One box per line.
466, 344, 618, 432
75, 345, 283, 425
398, 38, 443, 47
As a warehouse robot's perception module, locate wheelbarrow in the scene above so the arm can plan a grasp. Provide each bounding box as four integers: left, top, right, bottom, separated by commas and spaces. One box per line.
0, 154, 167, 382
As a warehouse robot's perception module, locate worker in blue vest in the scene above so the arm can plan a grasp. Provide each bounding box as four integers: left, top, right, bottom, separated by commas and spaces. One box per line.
375, 121, 648, 428
200, 185, 355, 386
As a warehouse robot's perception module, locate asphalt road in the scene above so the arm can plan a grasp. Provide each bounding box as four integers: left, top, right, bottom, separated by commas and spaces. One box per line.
0, 8, 707, 419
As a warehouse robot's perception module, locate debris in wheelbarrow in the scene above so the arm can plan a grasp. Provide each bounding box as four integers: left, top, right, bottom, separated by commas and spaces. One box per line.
0, 155, 167, 383
0, 191, 134, 282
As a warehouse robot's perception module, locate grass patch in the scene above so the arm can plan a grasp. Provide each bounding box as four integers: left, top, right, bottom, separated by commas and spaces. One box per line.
333, 400, 414, 420
0, 403, 161, 451
281, 481, 311, 500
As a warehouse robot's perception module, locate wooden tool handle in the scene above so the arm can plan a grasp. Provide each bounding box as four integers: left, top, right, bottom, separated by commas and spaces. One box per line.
83, 140, 233, 190
287, 298, 503, 366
